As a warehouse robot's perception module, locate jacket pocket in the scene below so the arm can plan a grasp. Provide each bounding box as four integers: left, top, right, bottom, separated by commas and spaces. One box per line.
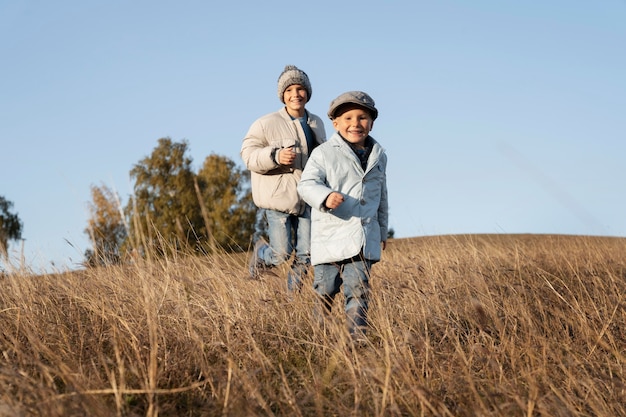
270, 174, 300, 209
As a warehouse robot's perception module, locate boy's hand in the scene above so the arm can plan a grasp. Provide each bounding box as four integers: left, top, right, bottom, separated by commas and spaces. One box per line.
277, 146, 296, 165
325, 192, 344, 210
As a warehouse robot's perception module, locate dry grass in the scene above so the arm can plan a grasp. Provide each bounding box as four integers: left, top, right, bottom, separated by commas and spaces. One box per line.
1, 234, 625, 416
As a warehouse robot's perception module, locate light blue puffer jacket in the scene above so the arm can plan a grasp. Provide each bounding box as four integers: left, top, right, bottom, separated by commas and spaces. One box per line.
297, 132, 388, 265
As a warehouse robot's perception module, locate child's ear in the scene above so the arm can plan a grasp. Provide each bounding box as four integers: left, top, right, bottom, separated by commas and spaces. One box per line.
332, 119, 339, 129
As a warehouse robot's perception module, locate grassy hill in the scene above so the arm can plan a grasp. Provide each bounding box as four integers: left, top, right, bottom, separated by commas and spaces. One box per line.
1, 234, 625, 416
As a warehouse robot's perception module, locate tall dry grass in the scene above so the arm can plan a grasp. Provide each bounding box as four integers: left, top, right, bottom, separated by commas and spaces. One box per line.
1, 234, 625, 416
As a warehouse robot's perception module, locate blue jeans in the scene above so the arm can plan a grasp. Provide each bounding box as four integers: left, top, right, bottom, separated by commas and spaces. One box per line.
313, 258, 372, 336
259, 207, 311, 291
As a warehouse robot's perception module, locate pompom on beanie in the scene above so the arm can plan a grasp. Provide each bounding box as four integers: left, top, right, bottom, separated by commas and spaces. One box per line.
277, 65, 312, 103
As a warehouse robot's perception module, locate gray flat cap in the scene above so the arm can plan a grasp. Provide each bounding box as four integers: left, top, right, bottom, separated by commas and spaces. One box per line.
327, 91, 378, 120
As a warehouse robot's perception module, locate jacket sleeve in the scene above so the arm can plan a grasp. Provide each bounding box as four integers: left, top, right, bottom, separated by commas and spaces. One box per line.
240, 119, 279, 174
297, 149, 333, 211
378, 162, 389, 241
309, 114, 327, 145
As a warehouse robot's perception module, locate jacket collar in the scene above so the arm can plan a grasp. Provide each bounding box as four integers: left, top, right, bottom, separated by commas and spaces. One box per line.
279, 106, 308, 121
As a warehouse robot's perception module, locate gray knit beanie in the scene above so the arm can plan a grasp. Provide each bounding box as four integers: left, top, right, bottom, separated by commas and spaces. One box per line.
277, 65, 312, 103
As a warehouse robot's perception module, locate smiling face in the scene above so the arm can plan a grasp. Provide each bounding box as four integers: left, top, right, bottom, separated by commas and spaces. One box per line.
332, 105, 374, 148
283, 84, 308, 117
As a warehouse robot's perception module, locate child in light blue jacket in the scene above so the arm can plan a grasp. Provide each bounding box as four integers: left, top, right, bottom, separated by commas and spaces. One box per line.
297, 91, 388, 343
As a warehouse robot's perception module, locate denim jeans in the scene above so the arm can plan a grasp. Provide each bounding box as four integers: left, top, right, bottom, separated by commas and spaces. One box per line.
259, 207, 311, 291
313, 258, 372, 336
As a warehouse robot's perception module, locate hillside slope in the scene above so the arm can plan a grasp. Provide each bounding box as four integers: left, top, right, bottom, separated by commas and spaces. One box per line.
1, 234, 625, 416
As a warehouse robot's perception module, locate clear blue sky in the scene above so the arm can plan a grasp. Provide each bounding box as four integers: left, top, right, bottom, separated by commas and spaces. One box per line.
2, 1, 625, 272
